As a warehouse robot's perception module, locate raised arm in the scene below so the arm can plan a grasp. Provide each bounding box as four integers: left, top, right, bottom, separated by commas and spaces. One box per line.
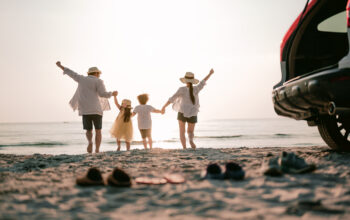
56, 61, 65, 70
113, 94, 121, 110
202, 68, 214, 82
56, 61, 84, 82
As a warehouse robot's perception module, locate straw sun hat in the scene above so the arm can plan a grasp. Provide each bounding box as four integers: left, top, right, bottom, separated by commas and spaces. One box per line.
180, 72, 199, 84
87, 67, 102, 74
122, 99, 132, 107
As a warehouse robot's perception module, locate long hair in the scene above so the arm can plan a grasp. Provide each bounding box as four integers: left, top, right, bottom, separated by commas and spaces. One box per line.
123, 107, 132, 122
189, 83, 195, 105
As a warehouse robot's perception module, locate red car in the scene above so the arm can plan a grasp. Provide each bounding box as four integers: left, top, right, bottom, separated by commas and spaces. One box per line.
273, 0, 350, 151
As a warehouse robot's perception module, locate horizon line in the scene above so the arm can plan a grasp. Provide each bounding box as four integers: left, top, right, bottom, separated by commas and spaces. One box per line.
0, 117, 286, 124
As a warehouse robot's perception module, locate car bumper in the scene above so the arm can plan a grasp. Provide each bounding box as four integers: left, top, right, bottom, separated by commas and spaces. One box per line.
272, 66, 350, 121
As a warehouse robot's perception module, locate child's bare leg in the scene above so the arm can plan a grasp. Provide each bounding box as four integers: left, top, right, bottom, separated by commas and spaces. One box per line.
142, 138, 147, 149
178, 120, 186, 149
126, 142, 131, 151
95, 129, 102, 153
116, 139, 121, 151
86, 130, 93, 153
187, 123, 196, 149
148, 136, 153, 149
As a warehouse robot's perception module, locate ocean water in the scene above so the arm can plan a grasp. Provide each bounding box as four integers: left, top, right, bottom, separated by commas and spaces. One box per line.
0, 118, 326, 155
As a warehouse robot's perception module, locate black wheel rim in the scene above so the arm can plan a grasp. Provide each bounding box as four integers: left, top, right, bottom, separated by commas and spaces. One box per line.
335, 114, 350, 142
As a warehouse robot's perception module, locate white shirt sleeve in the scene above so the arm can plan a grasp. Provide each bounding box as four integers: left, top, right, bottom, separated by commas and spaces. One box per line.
149, 105, 156, 112
196, 80, 206, 93
63, 68, 84, 83
168, 88, 182, 103
96, 79, 112, 98
133, 106, 139, 114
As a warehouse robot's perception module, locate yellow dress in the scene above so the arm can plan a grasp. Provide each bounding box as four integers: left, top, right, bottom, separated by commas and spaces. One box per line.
110, 108, 133, 142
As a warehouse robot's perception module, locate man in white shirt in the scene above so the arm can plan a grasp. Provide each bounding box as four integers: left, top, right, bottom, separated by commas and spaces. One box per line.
56, 61, 117, 153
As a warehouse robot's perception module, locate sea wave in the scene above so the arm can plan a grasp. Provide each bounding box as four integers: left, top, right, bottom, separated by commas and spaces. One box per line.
195, 135, 243, 139
0, 142, 67, 147
273, 133, 292, 138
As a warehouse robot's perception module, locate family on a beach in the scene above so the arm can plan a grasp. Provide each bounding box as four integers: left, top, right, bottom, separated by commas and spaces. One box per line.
56, 61, 214, 153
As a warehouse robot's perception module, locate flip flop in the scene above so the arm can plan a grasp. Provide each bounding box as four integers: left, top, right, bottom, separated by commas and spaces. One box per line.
76, 167, 104, 186
223, 162, 245, 180
202, 163, 225, 180
163, 173, 186, 184
135, 177, 167, 185
107, 167, 132, 187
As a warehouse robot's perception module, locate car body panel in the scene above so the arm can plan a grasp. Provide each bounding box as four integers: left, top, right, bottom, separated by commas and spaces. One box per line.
273, 0, 350, 123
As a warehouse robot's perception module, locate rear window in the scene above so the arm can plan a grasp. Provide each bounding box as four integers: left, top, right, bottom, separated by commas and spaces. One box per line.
317, 11, 347, 33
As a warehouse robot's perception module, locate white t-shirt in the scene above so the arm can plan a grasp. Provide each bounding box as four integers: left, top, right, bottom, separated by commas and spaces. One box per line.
133, 105, 156, 129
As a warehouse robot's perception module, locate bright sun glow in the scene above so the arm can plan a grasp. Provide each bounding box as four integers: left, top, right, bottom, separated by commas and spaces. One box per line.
0, 0, 308, 123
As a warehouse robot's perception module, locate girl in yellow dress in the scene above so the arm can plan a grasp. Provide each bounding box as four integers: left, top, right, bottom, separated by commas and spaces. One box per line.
110, 94, 133, 151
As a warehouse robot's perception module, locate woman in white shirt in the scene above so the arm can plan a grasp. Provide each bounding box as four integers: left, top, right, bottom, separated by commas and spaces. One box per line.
162, 69, 214, 149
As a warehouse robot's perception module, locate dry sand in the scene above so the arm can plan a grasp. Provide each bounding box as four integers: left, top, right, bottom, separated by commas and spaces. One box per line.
0, 146, 350, 220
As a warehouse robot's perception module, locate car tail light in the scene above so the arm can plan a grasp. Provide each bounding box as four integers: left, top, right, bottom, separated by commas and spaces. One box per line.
280, 0, 317, 61
331, 76, 350, 82
347, 0, 350, 27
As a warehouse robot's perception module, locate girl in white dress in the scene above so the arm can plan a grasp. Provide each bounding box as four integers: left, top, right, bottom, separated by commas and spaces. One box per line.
162, 69, 214, 149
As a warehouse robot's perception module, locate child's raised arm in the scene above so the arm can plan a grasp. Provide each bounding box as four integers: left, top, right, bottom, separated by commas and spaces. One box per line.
113, 94, 121, 110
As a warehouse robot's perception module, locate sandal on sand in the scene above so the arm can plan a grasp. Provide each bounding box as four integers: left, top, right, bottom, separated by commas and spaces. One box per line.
223, 162, 245, 180
76, 167, 104, 186
164, 173, 186, 184
280, 152, 316, 174
107, 167, 132, 187
202, 163, 225, 179
135, 177, 167, 185
261, 156, 283, 177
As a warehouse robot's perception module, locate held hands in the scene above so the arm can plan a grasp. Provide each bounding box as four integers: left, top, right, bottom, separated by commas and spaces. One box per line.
112, 91, 118, 97
161, 107, 166, 115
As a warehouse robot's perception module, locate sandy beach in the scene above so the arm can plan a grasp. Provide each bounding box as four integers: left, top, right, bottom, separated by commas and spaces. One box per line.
0, 146, 349, 219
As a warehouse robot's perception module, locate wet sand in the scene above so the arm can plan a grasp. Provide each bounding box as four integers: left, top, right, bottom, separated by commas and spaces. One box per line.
0, 146, 350, 219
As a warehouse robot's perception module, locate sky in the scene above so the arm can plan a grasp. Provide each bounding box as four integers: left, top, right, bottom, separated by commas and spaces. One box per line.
0, 0, 308, 123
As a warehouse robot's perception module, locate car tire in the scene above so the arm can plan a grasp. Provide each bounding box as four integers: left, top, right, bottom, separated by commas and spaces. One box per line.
317, 114, 350, 151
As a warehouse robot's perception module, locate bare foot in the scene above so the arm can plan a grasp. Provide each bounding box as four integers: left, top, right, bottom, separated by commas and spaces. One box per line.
190, 141, 196, 149
95, 148, 100, 153
117, 147, 121, 151
87, 143, 93, 153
